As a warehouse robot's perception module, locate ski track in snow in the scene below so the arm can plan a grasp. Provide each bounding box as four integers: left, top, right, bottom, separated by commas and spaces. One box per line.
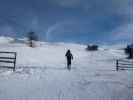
0, 42, 133, 100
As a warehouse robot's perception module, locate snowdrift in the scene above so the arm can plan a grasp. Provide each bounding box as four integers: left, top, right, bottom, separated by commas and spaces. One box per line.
0, 36, 14, 44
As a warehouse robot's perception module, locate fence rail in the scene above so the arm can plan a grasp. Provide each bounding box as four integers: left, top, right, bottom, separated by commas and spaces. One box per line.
0, 51, 17, 71
116, 59, 133, 71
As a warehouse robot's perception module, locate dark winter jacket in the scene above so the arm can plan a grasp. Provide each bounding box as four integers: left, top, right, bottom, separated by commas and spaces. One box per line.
65, 50, 73, 60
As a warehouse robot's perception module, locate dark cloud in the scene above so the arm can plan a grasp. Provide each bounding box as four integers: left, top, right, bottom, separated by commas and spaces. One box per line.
0, 0, 133, 43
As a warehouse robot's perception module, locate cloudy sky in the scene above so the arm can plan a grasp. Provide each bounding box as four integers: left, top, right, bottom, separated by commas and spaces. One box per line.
0, 0, 133, 44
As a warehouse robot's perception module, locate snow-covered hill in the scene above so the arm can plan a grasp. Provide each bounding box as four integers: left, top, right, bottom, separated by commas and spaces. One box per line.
0, 36, 14, 44
0, 37, 133, 100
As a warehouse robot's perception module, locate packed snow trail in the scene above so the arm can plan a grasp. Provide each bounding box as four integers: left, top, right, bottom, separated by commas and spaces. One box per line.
0, 42, 133, 100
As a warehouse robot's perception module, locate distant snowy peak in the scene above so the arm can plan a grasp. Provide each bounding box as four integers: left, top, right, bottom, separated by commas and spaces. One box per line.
0, 36, 14, 44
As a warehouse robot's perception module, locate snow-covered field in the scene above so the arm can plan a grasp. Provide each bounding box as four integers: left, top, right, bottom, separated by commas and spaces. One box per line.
0, 38, 133, 100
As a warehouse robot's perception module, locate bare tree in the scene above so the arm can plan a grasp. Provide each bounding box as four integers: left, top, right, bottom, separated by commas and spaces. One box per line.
125, 44, 133, 59
27, 31, 38, 47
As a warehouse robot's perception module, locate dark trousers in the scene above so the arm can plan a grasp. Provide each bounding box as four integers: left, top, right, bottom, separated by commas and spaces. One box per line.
67, 59, 71, 70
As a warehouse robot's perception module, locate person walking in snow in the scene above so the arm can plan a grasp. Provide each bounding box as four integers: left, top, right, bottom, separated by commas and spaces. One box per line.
65, 49, 73, 70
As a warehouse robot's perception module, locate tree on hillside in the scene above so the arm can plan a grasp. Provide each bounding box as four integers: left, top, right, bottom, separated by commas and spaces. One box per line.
125, 44, 133, 59
27, 31, 38, 47
86, 44, 98, 51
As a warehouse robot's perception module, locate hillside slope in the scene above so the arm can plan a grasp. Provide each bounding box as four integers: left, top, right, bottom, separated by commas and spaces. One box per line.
0, 38, 133, 100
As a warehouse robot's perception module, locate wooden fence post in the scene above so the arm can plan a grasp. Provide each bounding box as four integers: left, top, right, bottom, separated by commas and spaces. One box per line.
116, 60, 119, 71
13, 52, 17, 72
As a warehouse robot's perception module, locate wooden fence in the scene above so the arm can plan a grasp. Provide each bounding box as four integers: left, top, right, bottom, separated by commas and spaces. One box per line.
0, 52, 17, 71
116, 59, 133, 71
